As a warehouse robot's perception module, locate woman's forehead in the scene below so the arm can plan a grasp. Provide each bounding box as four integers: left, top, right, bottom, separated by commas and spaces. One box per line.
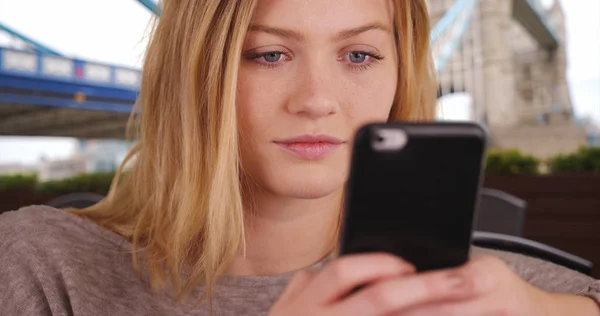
251, 0, 395, 36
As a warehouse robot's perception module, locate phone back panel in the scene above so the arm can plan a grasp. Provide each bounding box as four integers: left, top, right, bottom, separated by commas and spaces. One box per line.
339, 122, 487, 271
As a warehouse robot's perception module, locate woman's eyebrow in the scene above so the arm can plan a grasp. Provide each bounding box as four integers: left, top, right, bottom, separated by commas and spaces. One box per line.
332, 22, 391, 41
248, 22, 391, 42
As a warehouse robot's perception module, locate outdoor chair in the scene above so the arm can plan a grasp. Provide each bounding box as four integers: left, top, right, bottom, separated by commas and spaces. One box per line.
46, 192, 104, 209
472, 231, 594, 276
474, 188, 527, 237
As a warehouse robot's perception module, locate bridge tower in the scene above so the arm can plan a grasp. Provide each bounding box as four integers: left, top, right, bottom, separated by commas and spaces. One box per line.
429, 0, 524, 126
428, 0, 588, 157
510, 0, 574, 126
547, 1, 573, 120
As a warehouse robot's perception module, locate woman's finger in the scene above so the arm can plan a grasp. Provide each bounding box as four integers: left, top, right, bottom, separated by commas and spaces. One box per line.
397, 296, 491, 316
303, 253, 416, 304
277, 269, 318, 303
332, 255, 499, 315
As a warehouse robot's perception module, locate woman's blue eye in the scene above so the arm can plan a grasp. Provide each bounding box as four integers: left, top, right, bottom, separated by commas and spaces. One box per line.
348, 52, 368, 63
263, 52, 282, 63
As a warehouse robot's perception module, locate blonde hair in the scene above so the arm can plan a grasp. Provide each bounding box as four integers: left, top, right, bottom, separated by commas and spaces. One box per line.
70, 0, 437, 307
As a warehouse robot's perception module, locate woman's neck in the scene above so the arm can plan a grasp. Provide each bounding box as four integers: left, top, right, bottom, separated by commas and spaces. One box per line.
226, 189, 343, 276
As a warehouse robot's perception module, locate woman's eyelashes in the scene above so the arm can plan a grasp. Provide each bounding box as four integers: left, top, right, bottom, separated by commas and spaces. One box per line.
339, 51, 385, 72
244, 50, 291, 69
244, 49, 385, 71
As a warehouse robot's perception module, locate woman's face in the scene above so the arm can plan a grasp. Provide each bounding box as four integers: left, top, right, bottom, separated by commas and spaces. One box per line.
238, 0, 398, 199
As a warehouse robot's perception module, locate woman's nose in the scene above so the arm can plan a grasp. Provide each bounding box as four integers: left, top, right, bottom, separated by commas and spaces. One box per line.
286, 64, 339, 119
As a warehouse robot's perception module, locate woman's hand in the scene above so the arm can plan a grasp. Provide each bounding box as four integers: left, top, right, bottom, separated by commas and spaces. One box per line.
268, 253, 417, 316
387, 254, 553, 316
269, 253, 568, 316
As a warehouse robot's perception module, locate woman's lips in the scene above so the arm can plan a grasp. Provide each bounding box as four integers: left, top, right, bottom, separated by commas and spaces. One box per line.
274, 135, 343, 159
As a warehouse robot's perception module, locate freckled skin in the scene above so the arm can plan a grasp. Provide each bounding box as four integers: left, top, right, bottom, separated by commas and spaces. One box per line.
237, 0, 398, 199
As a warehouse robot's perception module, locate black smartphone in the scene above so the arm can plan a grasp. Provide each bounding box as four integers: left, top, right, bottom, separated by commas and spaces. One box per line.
338, 122, 487, 272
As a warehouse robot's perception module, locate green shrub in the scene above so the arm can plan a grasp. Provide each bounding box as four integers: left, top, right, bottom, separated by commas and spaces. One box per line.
37, 172, 115, 195
548, 147, 600, 174
0, 174, 38, 191
485, 148, 541, 175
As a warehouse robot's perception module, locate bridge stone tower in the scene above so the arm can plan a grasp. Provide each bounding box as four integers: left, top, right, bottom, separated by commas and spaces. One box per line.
428, 0, 588, 158
428, 0, 519, 127
510, 0, 574, 125
546, 1, 573, 120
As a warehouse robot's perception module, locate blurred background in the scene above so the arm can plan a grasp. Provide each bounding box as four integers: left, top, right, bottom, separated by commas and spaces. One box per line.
0, 0, 597, 177
0, 1, 598, 276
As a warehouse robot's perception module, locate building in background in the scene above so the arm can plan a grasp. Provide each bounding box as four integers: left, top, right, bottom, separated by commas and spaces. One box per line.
1, 139, 131, 180
76, 139, 130, 174
584, 123, 600, 147
37, 140, 130, 181
37, 156, 86, 181
0, 163, 37, 175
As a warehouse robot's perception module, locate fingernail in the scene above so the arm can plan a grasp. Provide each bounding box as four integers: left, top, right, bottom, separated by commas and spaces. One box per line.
446, 275, 465, 290
395, 259, 416, 274
402, 263, 417, 273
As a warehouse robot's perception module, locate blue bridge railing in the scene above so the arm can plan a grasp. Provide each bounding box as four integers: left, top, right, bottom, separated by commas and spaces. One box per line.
137, 0, 161, 16
0, 46, 141, 91
430, 0, 479, 73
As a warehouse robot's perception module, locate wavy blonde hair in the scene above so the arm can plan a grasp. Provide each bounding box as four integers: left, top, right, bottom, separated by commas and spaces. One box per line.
70, 0, 437, 306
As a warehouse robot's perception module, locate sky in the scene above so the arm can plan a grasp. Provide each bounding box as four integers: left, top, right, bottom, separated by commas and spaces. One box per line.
0, 0, 598, 165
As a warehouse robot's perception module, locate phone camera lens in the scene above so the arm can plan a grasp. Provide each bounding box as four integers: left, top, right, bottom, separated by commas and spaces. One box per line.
371, 128, 407, 152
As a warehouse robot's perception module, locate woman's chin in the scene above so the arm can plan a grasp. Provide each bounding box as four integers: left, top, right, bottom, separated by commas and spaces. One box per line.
284, 183, 342, 200
263, 170, 347, 200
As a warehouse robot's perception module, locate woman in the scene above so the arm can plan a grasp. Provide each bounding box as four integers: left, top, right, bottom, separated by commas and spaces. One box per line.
1, 0, 598, 315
